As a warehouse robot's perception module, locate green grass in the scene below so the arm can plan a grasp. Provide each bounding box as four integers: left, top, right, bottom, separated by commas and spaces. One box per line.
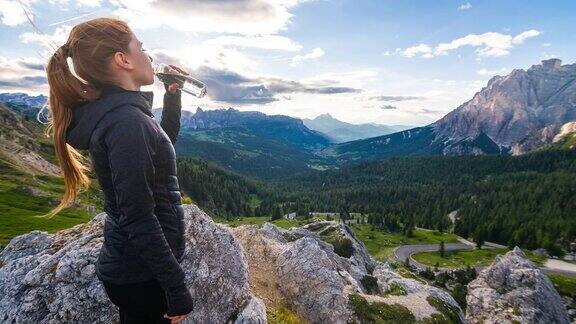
217, 215, 325, 230
548, 274, 576, 299
0, 171, 101, 248
351, 224, 459, 262
218, 211, 347, 229
348, 293, 416, 323
412, 248, 547, 269
267, 301, 302, 324
425, 296, 462, 324
382, 282, 407, 296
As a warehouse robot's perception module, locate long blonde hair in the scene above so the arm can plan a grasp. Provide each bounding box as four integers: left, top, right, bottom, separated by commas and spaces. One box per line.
41, 17, 133, 218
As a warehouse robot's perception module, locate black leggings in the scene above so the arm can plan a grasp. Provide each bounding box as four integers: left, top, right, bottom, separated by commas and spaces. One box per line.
102, 279, 171, 324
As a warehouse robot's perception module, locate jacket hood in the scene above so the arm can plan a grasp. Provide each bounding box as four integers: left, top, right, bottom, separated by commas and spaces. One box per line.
65, 85, 154, 150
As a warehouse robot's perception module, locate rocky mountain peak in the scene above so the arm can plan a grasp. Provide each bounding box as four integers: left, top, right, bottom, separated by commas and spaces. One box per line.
315, 113, 335, 120
539, 58, 562, 70
433, 58, 576, 154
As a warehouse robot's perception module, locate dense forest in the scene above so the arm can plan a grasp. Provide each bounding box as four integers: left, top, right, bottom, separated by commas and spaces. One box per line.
276, 149, 576, 256
176, 158, 274, 218
176, 149, 576, 256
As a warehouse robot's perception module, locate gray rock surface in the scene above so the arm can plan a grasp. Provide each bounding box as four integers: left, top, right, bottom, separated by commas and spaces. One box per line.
466, 246, 570, 324
231, 220, 464, 323
0, 204, 265, 324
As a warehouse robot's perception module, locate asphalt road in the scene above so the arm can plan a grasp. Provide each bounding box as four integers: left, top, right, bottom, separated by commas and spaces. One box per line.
393, 243, 576, 277
393, 243, 474, 271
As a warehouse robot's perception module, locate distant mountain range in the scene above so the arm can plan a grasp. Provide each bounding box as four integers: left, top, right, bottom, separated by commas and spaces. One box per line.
0, 92, 48, 120
302, 113, 411, 143
1, 58, 575, 179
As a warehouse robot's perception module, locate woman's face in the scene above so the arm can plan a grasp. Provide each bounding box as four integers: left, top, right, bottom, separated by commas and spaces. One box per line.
126, 33, 154, 86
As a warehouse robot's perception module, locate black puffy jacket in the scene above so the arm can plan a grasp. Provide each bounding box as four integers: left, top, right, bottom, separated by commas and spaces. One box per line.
65, 84, 193, 316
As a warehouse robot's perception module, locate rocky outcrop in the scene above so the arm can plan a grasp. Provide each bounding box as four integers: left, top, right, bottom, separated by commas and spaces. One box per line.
553, 121, 576, 144
0, 205, 464, 323
0, 104, 60, 176
466, 247, 570, 324
0, 204, 265, 323
231, 220, 464, 323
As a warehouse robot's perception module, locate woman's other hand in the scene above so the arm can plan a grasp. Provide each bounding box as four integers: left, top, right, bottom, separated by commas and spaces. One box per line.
165, 64, 189, 95
164, 313, 188, 323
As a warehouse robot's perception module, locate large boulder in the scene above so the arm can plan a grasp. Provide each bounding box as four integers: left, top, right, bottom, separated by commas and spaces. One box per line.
230, 220, 464, 323
0, 204, 265, 323
466, 247, 569, 324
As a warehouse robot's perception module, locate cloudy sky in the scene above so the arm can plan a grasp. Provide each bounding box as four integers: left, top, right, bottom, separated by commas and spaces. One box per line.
1, 0, 575, 126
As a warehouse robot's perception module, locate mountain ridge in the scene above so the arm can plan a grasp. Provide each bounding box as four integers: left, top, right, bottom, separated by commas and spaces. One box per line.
302, 113, 412, 143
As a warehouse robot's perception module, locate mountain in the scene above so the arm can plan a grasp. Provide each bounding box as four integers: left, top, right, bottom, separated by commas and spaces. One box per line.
434, 58, 576, 154
331, 59, 576, 164
154, 107, 331, 150
3, 58, 574, 176
0, 92, 47, 120
153, 107, 334, 179
302, 113, 410, 143
0, 103, 59, 176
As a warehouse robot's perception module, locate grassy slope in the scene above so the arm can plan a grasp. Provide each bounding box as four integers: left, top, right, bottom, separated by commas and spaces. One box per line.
412, 248, 547, 268
0, 157, 102, 249
350, 224, 458, 261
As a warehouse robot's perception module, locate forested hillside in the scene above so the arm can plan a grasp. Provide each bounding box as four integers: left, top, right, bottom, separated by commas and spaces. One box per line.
272, 149, 576, 256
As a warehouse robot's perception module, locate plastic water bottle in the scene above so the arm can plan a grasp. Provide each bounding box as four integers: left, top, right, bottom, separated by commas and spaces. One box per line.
153, 63, 207, 98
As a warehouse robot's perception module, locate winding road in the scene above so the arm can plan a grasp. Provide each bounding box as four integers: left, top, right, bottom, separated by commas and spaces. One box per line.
393, 242, 475, 272
393, 242, 576, 277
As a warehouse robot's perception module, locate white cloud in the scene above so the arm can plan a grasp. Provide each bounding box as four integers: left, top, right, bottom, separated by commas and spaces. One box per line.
0, 0, 32, 26
203, 35, 302, 52
48, 0, 101, 7
511, 29, 541, 45
399, 29, 541, 59
0, 55, 47, 93
303, 70, 377, 88
476, 67, 509, 76
110, 0, 312, 35
458, 2, 472, 11
20, 25, 72, 49
399, 43, 432, 58
290, 47, 324, 66
149, 45, 259, 75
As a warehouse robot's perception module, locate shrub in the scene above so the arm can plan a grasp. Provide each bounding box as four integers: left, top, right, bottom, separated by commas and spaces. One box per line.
332, 237, 355, 258
348, 293, 415, 323
360, 275, 380, 294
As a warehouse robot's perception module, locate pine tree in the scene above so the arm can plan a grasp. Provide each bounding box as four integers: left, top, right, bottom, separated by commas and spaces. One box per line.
272, 204, 283, 221
439, 240, 445, 258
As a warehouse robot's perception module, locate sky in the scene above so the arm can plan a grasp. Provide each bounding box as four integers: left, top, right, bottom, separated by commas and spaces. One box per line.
0, 0, 575, 126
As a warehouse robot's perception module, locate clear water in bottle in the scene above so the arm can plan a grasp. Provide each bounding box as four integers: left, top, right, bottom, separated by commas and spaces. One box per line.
153, 63, 207, 98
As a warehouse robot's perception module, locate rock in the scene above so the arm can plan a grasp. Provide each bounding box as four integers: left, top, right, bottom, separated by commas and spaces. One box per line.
231, 220, 464, 323
372, 262, 466, 322
0, 204, 265, 324
553, 121, 576, 143
0, 206, 466, 324
466, 247, 570, 324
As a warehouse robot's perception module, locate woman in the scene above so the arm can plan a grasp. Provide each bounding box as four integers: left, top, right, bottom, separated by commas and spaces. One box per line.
44, 17, 193, 324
